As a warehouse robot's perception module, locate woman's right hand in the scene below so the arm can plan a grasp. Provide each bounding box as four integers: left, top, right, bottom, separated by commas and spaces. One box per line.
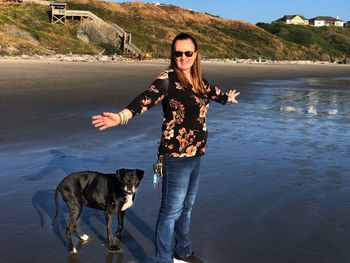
91, 112, 121, 131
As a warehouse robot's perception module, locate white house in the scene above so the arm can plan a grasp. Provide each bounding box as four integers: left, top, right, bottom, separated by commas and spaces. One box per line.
309, 16, 345, 27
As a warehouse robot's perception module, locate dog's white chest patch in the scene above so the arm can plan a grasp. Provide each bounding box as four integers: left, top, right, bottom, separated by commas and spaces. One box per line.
121, 195, 133, 211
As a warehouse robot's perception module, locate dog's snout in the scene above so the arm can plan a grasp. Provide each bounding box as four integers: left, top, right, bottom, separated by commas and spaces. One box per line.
124, 181, 136, 194
120, 173, 142, 195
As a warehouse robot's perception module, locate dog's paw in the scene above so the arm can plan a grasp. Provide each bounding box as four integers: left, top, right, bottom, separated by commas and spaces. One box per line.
79, 234, 89, 241
70, 247, 78, 255
108, 237, 121, 253
108, 245, 121, 253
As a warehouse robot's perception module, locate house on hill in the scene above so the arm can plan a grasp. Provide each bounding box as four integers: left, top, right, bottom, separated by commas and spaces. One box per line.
274, 15, 309, 25
309, 16, 345, 27
274, 14, 346, 27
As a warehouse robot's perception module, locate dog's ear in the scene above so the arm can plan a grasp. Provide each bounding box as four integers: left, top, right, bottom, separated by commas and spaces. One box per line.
135, 169, 144, 181
116, 169, 126, 181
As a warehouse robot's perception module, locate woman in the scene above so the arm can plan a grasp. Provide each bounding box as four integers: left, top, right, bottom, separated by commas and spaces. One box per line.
92, 32, 240, 263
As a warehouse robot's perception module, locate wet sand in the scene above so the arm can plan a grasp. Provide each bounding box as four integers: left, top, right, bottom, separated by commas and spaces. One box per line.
1, 60, 350, 263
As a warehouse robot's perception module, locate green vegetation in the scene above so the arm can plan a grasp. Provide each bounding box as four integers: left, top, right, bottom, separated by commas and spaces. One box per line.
257, 22, 350, 60
0, 3, 100, 55
1, 1, 350, 60
98, 43, 122, 55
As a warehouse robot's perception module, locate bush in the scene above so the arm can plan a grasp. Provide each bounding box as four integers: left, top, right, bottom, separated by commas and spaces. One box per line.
98, 43, 121, 55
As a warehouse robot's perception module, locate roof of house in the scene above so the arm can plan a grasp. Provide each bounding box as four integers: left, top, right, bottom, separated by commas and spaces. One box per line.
50, 2, 67, 6
279, 14, 308, 21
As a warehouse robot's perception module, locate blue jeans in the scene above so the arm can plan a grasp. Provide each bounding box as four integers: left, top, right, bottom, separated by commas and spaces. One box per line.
154, 156, 201, 263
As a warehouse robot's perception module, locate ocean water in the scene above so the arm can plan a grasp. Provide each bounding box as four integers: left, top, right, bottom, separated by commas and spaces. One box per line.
0, 75, 350, 263
196, 77, 350, 263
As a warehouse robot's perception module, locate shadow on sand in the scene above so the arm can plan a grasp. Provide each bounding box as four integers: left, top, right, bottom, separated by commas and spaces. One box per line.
22, 149, 103, 181
33, 189, 155, 261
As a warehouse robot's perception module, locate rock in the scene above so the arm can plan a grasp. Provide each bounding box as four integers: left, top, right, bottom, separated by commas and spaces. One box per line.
98, 55, 109, 61
76, 21, 121, 47
76, 33, 90, 43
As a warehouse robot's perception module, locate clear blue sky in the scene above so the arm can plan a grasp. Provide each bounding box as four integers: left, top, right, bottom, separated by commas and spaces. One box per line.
113, 0, 350, 24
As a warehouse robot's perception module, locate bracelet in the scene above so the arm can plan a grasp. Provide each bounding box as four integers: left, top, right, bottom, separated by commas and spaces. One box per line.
121, 111, 127, 125
124, 112, 129, 124
117, 112, 124, 125
118, 111, 128, 125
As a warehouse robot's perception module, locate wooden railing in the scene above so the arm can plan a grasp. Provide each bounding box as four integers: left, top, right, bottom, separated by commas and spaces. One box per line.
63, 11, 143, 57
65, 10, 104, 23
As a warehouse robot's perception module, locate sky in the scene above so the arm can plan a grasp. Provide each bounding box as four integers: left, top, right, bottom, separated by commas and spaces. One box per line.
113, 0, 350, 24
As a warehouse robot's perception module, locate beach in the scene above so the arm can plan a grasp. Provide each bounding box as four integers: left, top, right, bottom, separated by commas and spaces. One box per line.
1, 60, 350, 263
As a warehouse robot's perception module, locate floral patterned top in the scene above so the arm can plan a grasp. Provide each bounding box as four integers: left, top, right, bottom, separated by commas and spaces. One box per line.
125, 69, 228, 158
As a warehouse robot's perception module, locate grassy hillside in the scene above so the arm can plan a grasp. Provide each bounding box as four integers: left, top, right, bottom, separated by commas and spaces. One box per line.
257, 22, 350, 61
0, 3, 101, 55
64, 0, 320, 59
0, 0, 349, 60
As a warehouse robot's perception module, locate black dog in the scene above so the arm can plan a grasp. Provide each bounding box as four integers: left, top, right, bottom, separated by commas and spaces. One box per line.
52, 168, 144, 254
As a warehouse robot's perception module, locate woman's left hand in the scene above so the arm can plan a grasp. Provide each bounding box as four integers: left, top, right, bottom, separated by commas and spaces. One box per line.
227, 89, 240, 104
92, 112, 121, 130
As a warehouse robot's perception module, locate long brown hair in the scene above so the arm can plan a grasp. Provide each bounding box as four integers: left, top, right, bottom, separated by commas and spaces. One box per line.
170, 33, 206, 95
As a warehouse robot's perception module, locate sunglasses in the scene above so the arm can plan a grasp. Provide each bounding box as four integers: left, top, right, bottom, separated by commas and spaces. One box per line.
174, 51, 195, 57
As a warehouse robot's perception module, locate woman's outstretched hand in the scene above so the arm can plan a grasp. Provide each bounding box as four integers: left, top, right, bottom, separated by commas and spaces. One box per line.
227, 89, 240, 104
92, 112, 120, 131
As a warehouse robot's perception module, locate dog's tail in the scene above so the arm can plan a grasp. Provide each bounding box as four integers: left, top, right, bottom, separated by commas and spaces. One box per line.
51, 184, 61, 227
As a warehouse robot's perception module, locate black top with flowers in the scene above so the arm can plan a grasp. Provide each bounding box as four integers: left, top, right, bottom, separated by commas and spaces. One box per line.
125, 69, 228, 158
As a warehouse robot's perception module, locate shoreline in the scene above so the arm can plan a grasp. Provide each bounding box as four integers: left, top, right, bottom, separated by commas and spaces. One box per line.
1, 60, 349, 152
0, 54, 347, 65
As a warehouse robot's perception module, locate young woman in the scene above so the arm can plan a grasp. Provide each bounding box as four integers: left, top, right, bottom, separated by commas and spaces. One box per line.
92, 32, 240, 263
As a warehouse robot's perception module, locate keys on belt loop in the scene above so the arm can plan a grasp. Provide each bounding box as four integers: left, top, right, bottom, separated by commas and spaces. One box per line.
153, 157, 163, 189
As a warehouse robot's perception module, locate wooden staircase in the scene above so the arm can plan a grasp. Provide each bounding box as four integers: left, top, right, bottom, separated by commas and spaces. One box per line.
111, 23, 143, 56
50, 3, 143, 57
